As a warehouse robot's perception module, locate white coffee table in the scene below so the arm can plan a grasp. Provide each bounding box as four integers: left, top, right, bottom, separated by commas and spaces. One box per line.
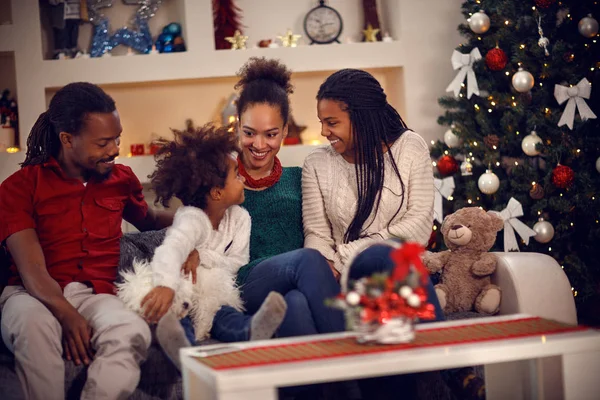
180, 314, 600, 400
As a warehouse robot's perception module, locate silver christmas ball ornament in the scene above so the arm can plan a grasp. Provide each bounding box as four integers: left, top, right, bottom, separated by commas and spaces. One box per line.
512, 68, 535, 93
533, 218, 554, 244
478, 169, 500, 194
521, 131, 543, 156
596, 156, 600, 173
468, 10, 491, 34
346, 291, 361, 306
578, 15, 599, 38
444, 128, 462, 148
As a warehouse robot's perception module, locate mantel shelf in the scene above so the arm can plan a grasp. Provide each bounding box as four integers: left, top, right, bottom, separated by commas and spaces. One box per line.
42, 41, 405, 87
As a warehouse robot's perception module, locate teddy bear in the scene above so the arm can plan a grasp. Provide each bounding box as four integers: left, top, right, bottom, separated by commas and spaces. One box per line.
423, 207, 504, 315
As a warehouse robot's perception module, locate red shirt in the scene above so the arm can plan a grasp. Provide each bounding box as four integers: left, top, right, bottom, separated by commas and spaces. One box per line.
0, 158, 148, 294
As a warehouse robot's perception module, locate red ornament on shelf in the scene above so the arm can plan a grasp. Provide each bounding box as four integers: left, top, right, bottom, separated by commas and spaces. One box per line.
552, 164, 574, 189
437, 155, 459, 176
485, 47, 508, 71
130, 144, 145, 156
534, 0, 556, 9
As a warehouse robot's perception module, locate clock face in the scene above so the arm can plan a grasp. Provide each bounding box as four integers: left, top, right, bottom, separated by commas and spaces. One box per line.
304, 6, 343, 44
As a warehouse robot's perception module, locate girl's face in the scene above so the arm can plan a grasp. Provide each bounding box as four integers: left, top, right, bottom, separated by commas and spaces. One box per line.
238, 103, 287, 171
219, 156, 246, 206
317, 99, 354, 163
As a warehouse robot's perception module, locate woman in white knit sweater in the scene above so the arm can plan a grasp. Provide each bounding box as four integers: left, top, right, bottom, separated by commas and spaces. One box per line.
302, 69, 444, 321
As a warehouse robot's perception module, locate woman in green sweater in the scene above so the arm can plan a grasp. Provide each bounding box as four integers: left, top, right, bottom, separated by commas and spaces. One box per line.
209, 58, 345, 341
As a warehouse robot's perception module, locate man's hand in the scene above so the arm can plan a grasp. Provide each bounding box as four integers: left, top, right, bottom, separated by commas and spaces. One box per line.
182, 249, 200, 284
141, 286, 175, 324
327, 260, 341, 281
58, 306, 94, 366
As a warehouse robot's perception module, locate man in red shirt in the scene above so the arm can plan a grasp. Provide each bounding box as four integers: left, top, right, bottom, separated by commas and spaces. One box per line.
0, 83, 175, 400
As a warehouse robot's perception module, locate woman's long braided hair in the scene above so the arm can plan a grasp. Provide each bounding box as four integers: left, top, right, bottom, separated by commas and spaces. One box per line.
22, 82, 116, 167
317, 69, 409, 243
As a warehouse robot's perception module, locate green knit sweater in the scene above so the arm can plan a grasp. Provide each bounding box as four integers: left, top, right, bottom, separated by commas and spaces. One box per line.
236, 167, 304, 285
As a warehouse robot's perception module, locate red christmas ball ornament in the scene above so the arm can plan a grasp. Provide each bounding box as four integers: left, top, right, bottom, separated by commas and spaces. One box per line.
485, 47, 508, 71
552, 164, 574, 189
436, 155, 459, 176
534, 0, 556, 8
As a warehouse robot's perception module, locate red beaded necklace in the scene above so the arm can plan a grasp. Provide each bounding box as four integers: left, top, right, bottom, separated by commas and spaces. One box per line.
237, 155, 283, 189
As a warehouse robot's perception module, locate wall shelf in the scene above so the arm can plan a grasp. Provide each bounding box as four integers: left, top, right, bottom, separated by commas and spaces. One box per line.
42, 41, 405, 88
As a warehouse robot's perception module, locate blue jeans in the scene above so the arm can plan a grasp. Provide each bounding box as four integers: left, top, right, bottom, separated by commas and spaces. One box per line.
349, 244, 445, 322
210, 248, 345, 342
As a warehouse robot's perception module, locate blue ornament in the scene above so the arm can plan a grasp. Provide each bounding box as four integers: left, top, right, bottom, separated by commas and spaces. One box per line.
163, 22, 182, 36
90, 15, 153, 57
160, 33, 174, 45
162, 43, 174, 53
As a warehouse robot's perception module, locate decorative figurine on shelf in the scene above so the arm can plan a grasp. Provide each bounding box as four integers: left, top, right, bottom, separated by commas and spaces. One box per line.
213, 0, 243, 50
328, 241, 436, 344
48, 0, 89, 59
284, 116, 306, 145
89, 0, 164, 57
155, 22, 186, 53
361, 0, 382, 42
0, 89, 18, 152
304, 0, 343, 44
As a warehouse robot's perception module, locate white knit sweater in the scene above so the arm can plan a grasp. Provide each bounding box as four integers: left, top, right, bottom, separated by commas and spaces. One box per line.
152, 205, 251, 291
117, 205, 250, 340
302, 131, 434, 275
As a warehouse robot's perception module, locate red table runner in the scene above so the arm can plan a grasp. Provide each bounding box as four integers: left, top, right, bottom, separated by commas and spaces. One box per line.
195, 317, 587, 371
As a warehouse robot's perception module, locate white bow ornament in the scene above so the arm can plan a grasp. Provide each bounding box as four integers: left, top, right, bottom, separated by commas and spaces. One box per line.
433, 177, 455, 224
491, 197, 536, 252
554, 78, 597, 130
446, 48, 481, 99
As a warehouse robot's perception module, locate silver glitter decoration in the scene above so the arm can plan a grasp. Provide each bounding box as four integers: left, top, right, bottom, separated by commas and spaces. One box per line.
88, 0, 164, 57
537, 16, 550, 56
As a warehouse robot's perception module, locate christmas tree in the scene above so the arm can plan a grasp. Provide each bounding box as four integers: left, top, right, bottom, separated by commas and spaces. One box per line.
430, 0, 600, 325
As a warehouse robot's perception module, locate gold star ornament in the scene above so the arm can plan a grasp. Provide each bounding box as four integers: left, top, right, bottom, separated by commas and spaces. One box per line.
363, 24, 380, 42
278, 29, 302, 47
225, 30, 248, 50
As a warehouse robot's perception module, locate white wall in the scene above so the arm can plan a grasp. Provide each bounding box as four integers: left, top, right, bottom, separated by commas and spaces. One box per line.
0, 0, 464, 181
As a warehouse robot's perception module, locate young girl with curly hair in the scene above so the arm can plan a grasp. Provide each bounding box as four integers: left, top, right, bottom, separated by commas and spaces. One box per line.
117, 125, 286, 370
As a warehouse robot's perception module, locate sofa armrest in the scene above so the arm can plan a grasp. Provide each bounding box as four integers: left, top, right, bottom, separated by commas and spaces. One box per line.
491, 252, 577, 325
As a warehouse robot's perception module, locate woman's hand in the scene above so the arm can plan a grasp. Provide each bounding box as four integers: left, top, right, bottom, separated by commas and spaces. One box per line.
141, 286, 175, 324
182, 249, 200, 284
327, 260, 341, 281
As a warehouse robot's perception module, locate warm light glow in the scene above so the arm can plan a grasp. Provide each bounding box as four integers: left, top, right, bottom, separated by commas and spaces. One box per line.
512, 102, 517, 107
431, 140, 435, 145
469, 152, 473, 156
432, 161, 437, 167
6, 146, 20, 154
444, 150, 449, 155
491, 101, 496, 106
461, 83, 465, 88
514, 161, 519, 166
127, 152, 132, 158
473, 141, 478, 146
467, 199, 473, 204
492, 145, 497, 150
505, 20, 510, 25
540, 83, 543, 87
538, 210, 542, 215
519, 44, 526, 49
532, 181, 536, 185
576, 149, 581, 153
310, 139, 322, 145
228, 115, 236, 123
496, 162, 500, 166
433, 225, 438, 230
448, 196, 454, 201
474, 104, 480, 110
505, 71, 510, 76
549, 247, 552, 251
488, 108, 493, 113
544, 108, 550, 114
532, 6, 536, 10
570, 222, 574, 227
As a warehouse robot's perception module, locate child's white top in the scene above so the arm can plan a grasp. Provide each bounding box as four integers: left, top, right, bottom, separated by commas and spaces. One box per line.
302, 131, 434, 274
152, 205, 251, 290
